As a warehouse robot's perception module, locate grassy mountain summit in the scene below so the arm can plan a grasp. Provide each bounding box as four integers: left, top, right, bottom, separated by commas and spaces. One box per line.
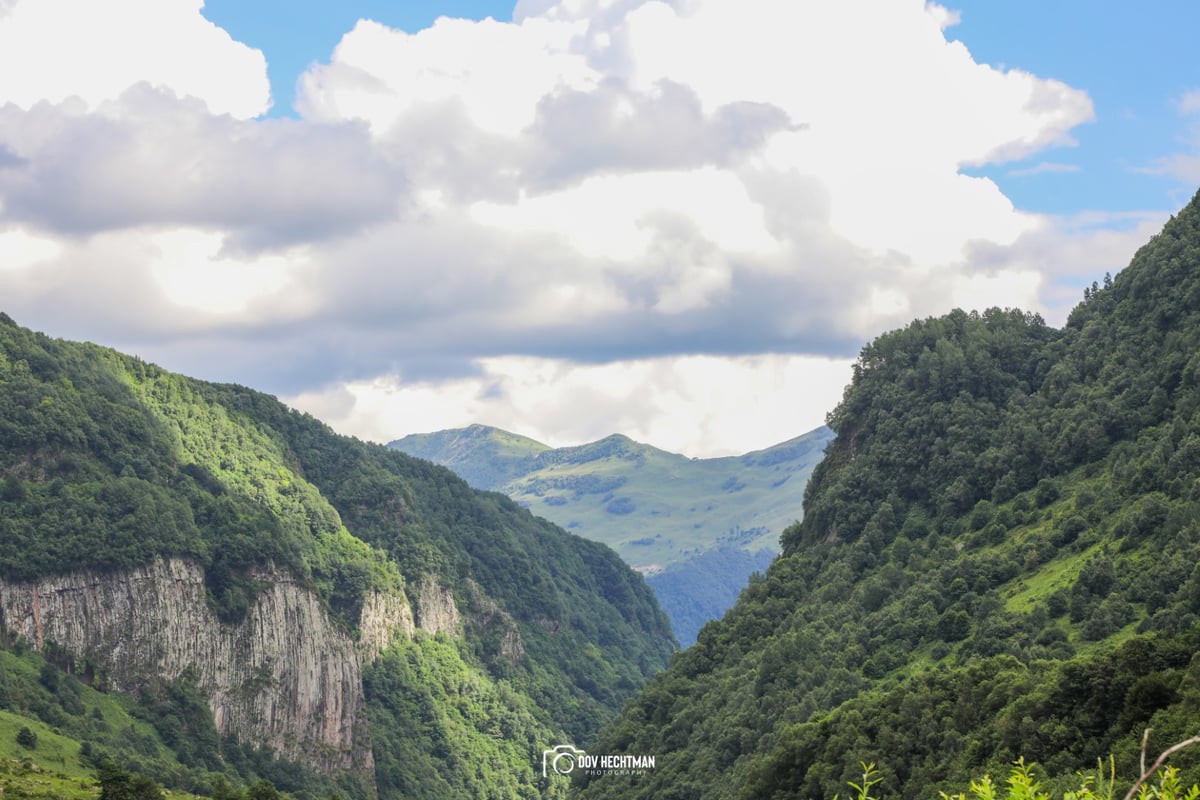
389, 423, 552, 488
0, 314, 674, 800
390, 425, 832, 566
578, 193, 1200, 800
390, 425, 834, 643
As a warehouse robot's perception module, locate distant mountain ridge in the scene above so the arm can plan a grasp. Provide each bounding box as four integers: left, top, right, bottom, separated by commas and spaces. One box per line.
389, 424, 834, 643
389, 424, 552, 489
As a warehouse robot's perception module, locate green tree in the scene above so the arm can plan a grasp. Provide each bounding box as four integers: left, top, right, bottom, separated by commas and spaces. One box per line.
246, 779, 282, 800
97, 760, 134, 800
96, 761, 163, 800
15, 725, 37, 749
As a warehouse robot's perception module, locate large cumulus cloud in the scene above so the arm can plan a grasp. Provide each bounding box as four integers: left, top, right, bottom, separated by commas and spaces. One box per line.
0, 0, 269, 117
0, 0, 1153, 455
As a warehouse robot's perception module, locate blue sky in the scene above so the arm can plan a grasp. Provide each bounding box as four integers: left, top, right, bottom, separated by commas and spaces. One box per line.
950, 1, 1200, 215
1, 0, 1198, 455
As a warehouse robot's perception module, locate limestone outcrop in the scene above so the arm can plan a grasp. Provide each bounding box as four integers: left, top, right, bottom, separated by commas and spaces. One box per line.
0, 557, 376, 777
357, 588, 416, 662
414, 575, 461, 636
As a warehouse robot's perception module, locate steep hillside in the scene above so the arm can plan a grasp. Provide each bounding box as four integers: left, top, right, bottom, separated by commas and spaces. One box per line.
390, 425, 833, 643
0, 314, 675, 800
578, 193, 1200, 800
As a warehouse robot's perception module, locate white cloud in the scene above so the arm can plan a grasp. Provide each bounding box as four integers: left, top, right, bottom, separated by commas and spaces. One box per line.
1139, 87, 1200, 185
0, 227, 314, 342
148, 229, 310, 316
1146, 153, 1200, 185
299, 0, 1091, 275
298, 16, 597, 136
0, 227, 62, 271
469, 167, 775, 262
0, 0, 269, 118
1179, 87, 1200, 116
0, 0, 1153, 457
1007, 161, 1082, 177
959, 210, 1169, 324
947, 268, 1044, 318
0, 88, 399, 245
285, 353, 856, 458
925, 2, 960, 29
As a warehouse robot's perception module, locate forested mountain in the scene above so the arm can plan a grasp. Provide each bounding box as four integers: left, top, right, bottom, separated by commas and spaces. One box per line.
390, 425, 833, 643
578, 193, 1200, 800
0, 314, 675, 800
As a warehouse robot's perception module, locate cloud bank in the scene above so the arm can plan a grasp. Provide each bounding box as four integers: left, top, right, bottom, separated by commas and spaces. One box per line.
0, 0, 1162, 455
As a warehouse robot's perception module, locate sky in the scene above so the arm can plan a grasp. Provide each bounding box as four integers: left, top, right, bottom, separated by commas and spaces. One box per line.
1, 1, 1198, 458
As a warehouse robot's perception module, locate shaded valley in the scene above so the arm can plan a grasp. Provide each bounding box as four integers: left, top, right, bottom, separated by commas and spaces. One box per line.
390, 425, 833, 644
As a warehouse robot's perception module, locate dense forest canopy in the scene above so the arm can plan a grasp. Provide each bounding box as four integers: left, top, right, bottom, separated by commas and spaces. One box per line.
578, 193, 1200, 800
0, 314, 674, 800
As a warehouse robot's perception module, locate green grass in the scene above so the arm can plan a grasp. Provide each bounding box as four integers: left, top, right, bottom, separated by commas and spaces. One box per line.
0, 756, 99, 800
1002, 542, 1100, 615
394, 426, 834, 571
0, 647, 183, 779
0, 712, 87, 778
0, 754, 203, 800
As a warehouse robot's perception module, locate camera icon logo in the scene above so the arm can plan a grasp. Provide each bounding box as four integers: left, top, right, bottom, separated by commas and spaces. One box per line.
542, 744, 586, 776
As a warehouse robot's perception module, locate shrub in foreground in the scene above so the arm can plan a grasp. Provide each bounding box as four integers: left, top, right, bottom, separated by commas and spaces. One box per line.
841, 734, 1200, 800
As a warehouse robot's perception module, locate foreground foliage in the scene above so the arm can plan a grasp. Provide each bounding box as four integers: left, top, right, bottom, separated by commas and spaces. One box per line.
839, 754, 1200, 800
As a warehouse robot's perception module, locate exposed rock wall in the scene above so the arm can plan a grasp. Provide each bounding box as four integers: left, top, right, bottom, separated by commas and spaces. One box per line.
0, 557, 373, 778
415, 576, 461, 636
358, 589, 415, 661
464, 579, 525, 666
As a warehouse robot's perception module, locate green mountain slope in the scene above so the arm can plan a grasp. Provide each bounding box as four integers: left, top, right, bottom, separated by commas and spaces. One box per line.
578, 191, 1200, 800
388, 424, 552, 489
0, 314, 675, 800
389, 425, 833, 643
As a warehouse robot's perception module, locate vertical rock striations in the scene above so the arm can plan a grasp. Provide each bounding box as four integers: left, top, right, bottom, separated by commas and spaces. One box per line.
0, 557, 376, 779
414, 575, 461, 636
357, 589, 416, 662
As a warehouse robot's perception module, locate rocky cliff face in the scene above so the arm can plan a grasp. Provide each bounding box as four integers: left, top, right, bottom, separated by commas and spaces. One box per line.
414, 575, 462, 636
0, 556, 522, 787
0, 557, 381, 778
357, 589, 416, 662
